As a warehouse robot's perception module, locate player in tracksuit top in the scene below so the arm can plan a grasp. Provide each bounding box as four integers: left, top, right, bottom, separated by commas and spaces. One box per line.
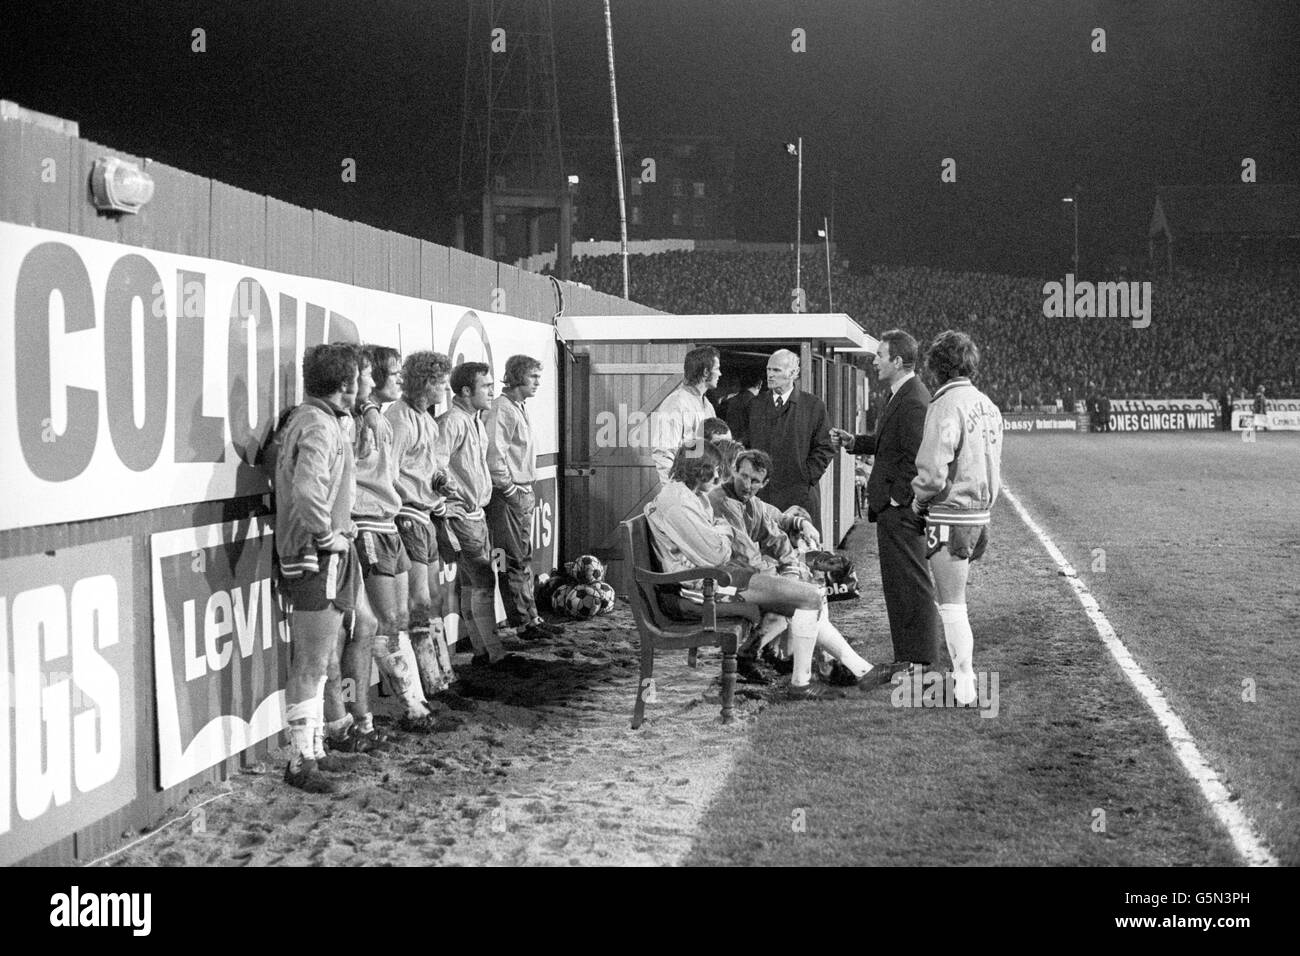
386, 350, 470, 727
438, 362, 511, 666
911, 330, 1004, 707
309, 346, 397, 758
334, 344, 424, 746
275, 343, 362, 793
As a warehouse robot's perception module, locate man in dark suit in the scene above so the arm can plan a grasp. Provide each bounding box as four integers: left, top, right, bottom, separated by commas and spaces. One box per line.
746, 349, 835, 532
724, 370, 763, 445
830, 330, 940, 672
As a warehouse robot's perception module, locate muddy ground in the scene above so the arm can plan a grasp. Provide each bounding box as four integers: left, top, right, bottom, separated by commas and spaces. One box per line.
98, 606, 782, 867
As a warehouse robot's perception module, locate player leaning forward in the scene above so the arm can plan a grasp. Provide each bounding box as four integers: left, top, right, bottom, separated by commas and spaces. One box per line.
275, 344, 368, 792
910, 330, 1003, 707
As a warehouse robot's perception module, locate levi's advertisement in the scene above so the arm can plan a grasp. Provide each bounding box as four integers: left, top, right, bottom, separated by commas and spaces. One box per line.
0, 539, 136, 866
150, 518, 289, 790
0, 222, 559, 533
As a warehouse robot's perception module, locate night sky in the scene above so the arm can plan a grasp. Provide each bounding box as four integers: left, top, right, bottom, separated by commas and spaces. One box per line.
3, 0, 1298, 275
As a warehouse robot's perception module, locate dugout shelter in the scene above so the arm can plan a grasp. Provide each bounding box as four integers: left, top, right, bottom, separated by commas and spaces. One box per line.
557, 313, 876, 592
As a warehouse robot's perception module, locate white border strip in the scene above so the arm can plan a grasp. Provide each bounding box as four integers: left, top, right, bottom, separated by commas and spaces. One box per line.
1001, 483, 1278, 867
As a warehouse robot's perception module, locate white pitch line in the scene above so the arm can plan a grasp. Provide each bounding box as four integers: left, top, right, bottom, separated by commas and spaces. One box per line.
1001, 483, 1278, 867
82, 790, 232, 867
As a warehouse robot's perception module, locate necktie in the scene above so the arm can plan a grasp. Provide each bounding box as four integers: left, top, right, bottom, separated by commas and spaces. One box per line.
775, 394, 784, 409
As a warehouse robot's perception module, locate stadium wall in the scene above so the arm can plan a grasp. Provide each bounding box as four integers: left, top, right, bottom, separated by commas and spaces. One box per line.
0, 102, 663, 865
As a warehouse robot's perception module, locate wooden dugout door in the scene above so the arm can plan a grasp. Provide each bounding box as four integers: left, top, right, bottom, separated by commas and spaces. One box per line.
562, 341, 690, 594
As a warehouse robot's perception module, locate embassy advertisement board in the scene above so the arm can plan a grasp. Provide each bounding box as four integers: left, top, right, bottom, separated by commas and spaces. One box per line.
1002, 412, 1082, 433
0, 222, 559, 532
0, 539, 137, 866
150, 518, 289, 790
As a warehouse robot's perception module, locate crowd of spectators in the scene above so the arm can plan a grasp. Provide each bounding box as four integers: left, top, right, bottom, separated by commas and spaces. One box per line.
558, 251, 1300, 410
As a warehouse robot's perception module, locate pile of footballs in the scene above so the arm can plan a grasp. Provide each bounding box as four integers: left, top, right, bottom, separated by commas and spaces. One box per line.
535, 554, 618, 620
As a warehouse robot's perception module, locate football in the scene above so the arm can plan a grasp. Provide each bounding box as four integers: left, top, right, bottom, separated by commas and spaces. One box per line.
535, 570, 565, 610
551, 584, 574, 614
564, 583, 603, 619
572, 554, 605, 584
594, 581, 616, 614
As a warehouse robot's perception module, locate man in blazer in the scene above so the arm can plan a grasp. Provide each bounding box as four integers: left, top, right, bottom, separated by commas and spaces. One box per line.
830, 330, 941, 672
746, 349, 836, 531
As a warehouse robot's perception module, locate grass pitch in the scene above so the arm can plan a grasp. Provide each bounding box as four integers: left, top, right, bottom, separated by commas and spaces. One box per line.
685, 431, 1298, 866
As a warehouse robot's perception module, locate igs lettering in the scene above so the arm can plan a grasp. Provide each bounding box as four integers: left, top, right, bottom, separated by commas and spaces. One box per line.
0, 540, 136, 866
151, 518, 289, 789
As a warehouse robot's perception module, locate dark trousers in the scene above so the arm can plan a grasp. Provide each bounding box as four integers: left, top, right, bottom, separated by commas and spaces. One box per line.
875, 505, 941, 665
486, 488, 537, 627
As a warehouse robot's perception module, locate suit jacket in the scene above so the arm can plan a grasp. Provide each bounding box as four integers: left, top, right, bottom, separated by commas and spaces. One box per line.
724, 388, 758, 444
746, 388, 835, 514
849, 375, 931, 521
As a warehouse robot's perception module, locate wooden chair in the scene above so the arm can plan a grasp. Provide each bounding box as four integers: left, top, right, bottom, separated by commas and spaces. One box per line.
621, 515, 760, 728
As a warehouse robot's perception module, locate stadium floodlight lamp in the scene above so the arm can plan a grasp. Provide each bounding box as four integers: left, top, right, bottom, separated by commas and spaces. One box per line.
90, 156, 154, 214
817, 228, 827, 238
1062, 197, 1074, 203
567, 174, 580, 185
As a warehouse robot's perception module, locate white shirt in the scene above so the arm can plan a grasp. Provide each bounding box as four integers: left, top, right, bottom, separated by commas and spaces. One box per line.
890, 371, 915, 398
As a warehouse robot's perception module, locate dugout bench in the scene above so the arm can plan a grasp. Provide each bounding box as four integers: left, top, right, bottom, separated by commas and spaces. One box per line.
621, 515, 762, 728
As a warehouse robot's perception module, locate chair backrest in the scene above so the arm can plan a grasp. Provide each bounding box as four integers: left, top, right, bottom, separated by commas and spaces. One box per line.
621, 515, 669, 637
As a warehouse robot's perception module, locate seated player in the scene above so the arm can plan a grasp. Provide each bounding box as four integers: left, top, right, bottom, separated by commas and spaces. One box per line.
645, 442, 885, 701
911, 330, 1003, 706
707, 448, 818, 684
275, 344, 365, 792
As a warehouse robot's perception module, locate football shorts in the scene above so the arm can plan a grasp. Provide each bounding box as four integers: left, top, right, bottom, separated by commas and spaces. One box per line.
924, 521, 989, 562
395, 513, 437, 566
355, 528, 412, 578
281, 547, 359, 612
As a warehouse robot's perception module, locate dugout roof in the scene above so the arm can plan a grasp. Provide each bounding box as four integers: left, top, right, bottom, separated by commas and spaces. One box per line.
558, 313, 873, 350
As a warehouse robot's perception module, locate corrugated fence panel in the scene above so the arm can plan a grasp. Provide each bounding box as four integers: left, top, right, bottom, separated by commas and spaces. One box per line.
266, 197, 314, 276
352, 220, 388, 291
520, 269, 557, 326
389, 231, 421, 297
495, 261, 523, 320
120, 160, 211, 257
209, 180, 267, 267
472, 254, 500, 313
313, 209, 354, 284
447, 246, 480, 308
421, 240, 452, 303
0, 113, 75, 230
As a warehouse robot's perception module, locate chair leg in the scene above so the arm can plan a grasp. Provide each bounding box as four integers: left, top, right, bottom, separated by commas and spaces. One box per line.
687, 647, 699, 668
632, 638, 654, 729
720, 644, 737, 724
